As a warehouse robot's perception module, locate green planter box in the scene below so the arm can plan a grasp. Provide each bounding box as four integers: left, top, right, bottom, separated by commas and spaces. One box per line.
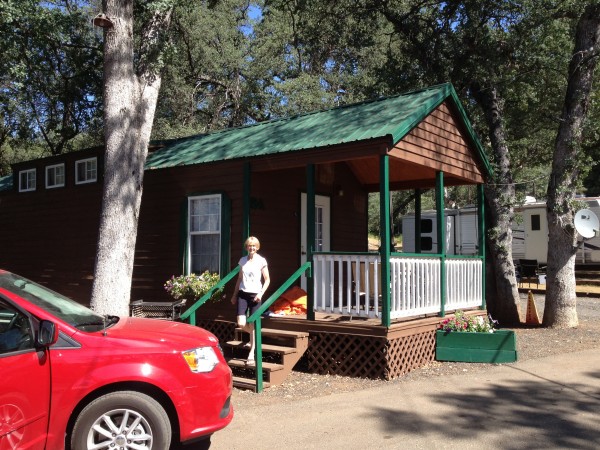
436, 329, 517, 363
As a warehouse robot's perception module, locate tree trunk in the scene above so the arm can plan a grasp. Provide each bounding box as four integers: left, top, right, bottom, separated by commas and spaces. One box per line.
90, 0, 171, 315
471, 82, 521, 325
544, 3, 600, 328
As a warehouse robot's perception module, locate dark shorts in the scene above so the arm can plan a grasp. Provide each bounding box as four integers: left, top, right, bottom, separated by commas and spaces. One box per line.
236, 290, 261, 316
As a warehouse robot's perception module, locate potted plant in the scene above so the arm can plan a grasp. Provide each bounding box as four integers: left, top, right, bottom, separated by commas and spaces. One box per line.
164, 271, 223, 305
435, 310, 517, 363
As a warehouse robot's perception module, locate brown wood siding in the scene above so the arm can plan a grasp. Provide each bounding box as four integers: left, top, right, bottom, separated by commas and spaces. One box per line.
0, 152, 103, 303
0, 153, 367, 309
390, 102, 485, 184
132, 160, 247, 302
133, 161, 367, 309
0, 97, 482, 308
330, 162, 368, 252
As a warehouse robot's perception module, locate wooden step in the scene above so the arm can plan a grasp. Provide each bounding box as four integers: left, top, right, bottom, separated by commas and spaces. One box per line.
224, 326, 310, 391
577, 280, 600, 286
233, 327, 309, 349
260, 328, 309, 338
227, 357, 285, 373
232, 376, 270, 390
225, 340, 297, 355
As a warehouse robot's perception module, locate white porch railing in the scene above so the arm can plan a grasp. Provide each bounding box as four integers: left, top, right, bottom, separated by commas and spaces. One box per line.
445, 258, 484, 310
312, 253, 483, 320
390, 256, 441, 319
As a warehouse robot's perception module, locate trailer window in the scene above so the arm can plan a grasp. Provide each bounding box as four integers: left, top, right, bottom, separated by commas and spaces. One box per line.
19, 169, 36, 192
420, 237, 433, 251
421, 219, 433, 233
531, 214, 541, 231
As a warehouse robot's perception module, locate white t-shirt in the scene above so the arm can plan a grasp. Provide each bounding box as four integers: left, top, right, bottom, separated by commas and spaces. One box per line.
238, 254, 268, 294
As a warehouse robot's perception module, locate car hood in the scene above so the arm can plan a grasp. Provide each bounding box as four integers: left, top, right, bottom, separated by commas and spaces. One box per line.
96, 316, 219, 349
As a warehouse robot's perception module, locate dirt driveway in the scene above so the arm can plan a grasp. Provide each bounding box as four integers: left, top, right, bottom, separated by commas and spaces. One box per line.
187, 293, 600, 449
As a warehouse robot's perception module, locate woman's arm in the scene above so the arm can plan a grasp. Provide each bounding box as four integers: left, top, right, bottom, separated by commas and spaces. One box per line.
256, 266, 270, 302
230, 270, 243, 305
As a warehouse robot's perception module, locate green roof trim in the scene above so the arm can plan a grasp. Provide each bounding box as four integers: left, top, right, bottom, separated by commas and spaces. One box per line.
143, 83, 490, 177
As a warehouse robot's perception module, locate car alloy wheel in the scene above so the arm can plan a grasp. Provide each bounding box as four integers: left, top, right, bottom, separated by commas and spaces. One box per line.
71, 391, 171, 450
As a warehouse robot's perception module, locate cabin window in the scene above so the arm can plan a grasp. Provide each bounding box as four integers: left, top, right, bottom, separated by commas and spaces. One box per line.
531, 214, 541, 231
75, 158, 97, 184
188, 194, 223, 275
18, 169, 36, 192
46, 163, 65, 189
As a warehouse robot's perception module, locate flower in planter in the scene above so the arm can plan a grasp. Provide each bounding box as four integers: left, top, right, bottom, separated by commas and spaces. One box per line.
164, 271, 223, 303
440, 310, 498, 333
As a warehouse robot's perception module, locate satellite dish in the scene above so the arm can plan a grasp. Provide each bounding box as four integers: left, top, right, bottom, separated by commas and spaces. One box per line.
574, 209, 599, 239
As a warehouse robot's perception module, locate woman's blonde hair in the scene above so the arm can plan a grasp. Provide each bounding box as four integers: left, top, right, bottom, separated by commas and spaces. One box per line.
244, 236, 260, 250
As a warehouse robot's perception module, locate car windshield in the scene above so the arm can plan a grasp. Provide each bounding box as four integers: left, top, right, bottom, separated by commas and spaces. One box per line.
0, 271, 114, 332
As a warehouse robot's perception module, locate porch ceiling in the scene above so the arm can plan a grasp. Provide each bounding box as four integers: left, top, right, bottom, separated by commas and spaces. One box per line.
349, 156, 472, 192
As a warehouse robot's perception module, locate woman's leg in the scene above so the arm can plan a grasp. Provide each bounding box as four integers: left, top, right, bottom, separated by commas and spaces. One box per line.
236, 313, 255, 362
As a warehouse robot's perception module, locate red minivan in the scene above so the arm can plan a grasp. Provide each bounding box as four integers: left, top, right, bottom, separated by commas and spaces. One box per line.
0, 270, 233, 449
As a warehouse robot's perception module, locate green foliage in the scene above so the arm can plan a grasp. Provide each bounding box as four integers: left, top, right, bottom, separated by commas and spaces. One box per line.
0, 0, 103, 161
439, 310, 498, 333
164, 271, 223, 302
2, 0, 599, 206
152, 0, 266, 138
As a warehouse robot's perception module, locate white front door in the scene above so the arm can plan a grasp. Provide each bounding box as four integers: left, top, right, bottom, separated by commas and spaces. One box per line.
300, 193, 331, 290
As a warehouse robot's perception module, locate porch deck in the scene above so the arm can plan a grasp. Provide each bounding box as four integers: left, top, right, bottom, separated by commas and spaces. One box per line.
198, 308, 486, 381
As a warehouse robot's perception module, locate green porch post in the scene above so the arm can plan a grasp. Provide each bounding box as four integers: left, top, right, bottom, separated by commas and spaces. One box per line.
254, 319, 264, 392
436, 171, 446, 317
379, 155, 391, 327
415, 189, 422, 254
242, 162, 251, 251
306, 164, 315, 321
478, 183, 486, 310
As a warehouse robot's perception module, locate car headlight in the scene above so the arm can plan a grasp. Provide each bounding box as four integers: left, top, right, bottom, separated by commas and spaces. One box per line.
182, 346, 220, 373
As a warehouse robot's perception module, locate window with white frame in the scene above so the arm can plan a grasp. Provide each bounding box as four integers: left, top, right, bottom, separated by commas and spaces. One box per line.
188, 195, 221, 275
45, 163, 65, 189
75, 158, 97, 184
18, 169, 36, 192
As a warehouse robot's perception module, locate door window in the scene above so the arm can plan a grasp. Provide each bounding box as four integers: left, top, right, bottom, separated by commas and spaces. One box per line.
0, 301, 33, 354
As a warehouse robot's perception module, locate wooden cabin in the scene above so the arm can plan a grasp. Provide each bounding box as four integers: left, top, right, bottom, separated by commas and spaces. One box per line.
0, 83, 491, 386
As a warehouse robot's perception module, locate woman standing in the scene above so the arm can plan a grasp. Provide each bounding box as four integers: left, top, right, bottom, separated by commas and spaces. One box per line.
230, 236, 270, 365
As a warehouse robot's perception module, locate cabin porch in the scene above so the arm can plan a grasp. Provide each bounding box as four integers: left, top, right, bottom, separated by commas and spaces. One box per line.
169, 85, 492, 391
180, 250, 485, 390
194, 305, 486, 384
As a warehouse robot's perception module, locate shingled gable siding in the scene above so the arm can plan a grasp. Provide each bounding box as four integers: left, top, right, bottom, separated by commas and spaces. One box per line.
391, 101, 485, 184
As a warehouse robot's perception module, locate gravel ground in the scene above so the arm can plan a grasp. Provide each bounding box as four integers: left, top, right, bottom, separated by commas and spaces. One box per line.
232, 293, 600, 408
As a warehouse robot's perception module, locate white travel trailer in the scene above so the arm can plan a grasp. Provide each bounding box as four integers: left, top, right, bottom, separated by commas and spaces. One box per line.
512, 197, 600, 265
401, 207, 479, 255
401, 198, 600, 264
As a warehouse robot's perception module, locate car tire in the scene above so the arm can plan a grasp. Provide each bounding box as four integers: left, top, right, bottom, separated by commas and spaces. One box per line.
70, 391, 171, 450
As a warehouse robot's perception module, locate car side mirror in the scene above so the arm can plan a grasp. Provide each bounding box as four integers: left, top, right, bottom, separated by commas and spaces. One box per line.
37, 320, 58, 347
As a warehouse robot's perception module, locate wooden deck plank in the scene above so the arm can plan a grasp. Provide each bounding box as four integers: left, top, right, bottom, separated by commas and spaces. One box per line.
227, 358, 284, 372
225, 340, 297, 355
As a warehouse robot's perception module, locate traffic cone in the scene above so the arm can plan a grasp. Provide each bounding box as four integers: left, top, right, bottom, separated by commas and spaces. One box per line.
525, 290, 541, 325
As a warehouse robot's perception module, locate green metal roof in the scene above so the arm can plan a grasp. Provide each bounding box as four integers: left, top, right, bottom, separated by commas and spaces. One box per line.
147, 83, 491, 175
